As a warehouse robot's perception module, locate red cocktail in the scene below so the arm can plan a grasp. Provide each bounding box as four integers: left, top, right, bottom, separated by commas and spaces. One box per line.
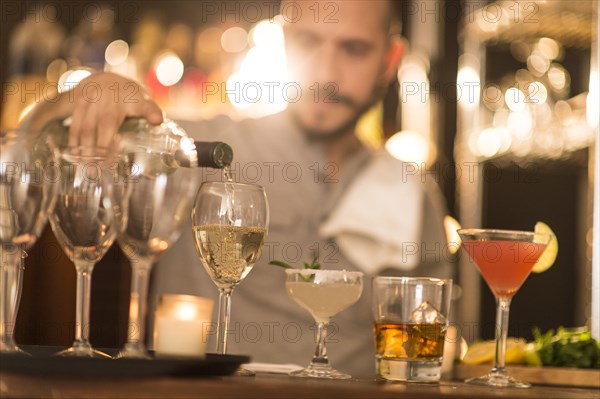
458, 229, 551, 388
462, 239, 547, 297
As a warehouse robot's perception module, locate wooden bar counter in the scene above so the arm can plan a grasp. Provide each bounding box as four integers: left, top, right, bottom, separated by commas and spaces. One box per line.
1, 372, 598, 399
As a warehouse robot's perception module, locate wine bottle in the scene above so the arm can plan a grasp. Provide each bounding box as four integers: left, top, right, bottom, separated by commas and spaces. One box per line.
42, 117, 233, 170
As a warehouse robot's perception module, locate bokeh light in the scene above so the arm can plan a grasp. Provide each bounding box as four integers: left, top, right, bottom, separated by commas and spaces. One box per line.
587, 71, 599, 128
250, 20, 285, 47
483, 85, 503, 111
505, 87, 526, 112
537, 38, 561, 60
457, 59, 480, 109
155, 52, 184, 87
46, 59, 67, 83
527, 52, 550, 77
508, 110, 534, 139
528, 81, 548, 105
221, 26, 248, 53
105, 40, 129, 66
385, 131, 430, 164
477, 128, 502, 157
226, 19, 289, 118
548, 64, 568, 91
58, 69, 93, 93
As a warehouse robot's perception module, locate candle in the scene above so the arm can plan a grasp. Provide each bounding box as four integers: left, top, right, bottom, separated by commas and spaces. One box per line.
154, 294, 213, 358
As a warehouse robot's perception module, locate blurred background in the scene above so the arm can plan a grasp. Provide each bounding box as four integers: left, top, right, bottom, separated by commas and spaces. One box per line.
0, 0, 598, 347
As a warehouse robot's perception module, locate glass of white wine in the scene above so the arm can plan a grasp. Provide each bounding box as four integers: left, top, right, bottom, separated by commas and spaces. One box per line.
49, 147, 116, 357
191, 182, 268, 373
285, 269, 363, 379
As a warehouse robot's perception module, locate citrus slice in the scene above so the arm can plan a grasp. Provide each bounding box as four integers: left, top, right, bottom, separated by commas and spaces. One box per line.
505, 339, 527, 364
462, 339, 526, 365
462, 341, 495, 365
532, 221, 558, 273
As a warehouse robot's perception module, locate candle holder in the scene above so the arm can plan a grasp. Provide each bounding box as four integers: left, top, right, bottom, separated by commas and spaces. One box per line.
153, 294, 214, 358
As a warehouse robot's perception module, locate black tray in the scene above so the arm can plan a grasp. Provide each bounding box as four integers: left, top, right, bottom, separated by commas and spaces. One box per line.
0, 345, 250, 378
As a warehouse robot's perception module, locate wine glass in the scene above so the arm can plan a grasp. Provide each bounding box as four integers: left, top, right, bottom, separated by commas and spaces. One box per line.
457, 228, 551, 388
191, 182, 268, 373
1, 129, 56, 355
49, 147, 116, 357
285, 269, 363, 379
109, 142, 197, 359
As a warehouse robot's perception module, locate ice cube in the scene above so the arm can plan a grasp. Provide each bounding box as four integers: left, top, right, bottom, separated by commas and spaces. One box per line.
409, 301, 447, 324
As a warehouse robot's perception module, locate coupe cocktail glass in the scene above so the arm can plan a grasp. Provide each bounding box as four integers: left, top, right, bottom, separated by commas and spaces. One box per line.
285, 269, 363, 379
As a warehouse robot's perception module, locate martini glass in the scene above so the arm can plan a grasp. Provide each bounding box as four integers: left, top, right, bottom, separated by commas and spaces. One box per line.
285, 269, 363, 379
457, 228, 551, 388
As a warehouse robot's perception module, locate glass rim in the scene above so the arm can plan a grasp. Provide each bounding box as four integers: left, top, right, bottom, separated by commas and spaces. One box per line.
457, 228, 551, 243
285, 269, 364, 278
373, 276, 451, 285
200, 181, 265, 191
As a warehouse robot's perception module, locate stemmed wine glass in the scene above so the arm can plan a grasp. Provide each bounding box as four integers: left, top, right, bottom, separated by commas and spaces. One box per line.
109, 138, 198, 359
285, 269, 363, 379
191, 182, 268, 373
1, 129, 56, 355
49, 147, 116, 357
457, 228, 551, 388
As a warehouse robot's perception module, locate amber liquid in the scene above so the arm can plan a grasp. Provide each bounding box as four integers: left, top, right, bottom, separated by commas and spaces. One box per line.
375, 323, 446, 360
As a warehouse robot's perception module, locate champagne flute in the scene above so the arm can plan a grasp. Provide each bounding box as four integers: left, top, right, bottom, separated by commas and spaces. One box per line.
191, 182, 268, 373
49, 147, 116, 357
1, 129, 56, 355
110, 146, 197, 359
285, 269, 363, 379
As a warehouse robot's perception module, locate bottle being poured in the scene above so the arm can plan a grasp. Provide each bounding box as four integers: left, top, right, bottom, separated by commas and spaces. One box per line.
42, 117, 233, 174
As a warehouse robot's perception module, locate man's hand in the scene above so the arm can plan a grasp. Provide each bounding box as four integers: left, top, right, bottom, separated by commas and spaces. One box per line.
22, 72, 163, 148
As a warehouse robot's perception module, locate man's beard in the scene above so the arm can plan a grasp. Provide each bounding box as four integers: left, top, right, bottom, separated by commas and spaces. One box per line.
292, 78, 389, 142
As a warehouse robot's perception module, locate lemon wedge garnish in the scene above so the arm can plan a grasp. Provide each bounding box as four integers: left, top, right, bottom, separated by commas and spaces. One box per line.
462, 339, 527, 365
532, 221, 558, 273
462, 341, 495, 365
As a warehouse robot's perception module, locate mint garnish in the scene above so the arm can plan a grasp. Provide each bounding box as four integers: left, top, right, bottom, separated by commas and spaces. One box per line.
269, 253, 321, 270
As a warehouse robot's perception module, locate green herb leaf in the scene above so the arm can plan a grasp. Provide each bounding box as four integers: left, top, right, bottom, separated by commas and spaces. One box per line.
270, 254, 321, 270
269, 260, 293, 269
531, 326, 600, 369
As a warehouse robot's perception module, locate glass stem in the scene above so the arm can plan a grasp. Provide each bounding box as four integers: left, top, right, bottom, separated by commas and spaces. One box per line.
126, 258, 153, 347
493, 296, 512, 373
0, 244, 21, 351
311, 321, 330, 365
216, 288, 232, 354
73, 260, 95, 347
11, 253, 26, 333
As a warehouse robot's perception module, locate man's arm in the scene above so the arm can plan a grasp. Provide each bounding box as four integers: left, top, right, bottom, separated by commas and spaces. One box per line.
20, 72, 163, 148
